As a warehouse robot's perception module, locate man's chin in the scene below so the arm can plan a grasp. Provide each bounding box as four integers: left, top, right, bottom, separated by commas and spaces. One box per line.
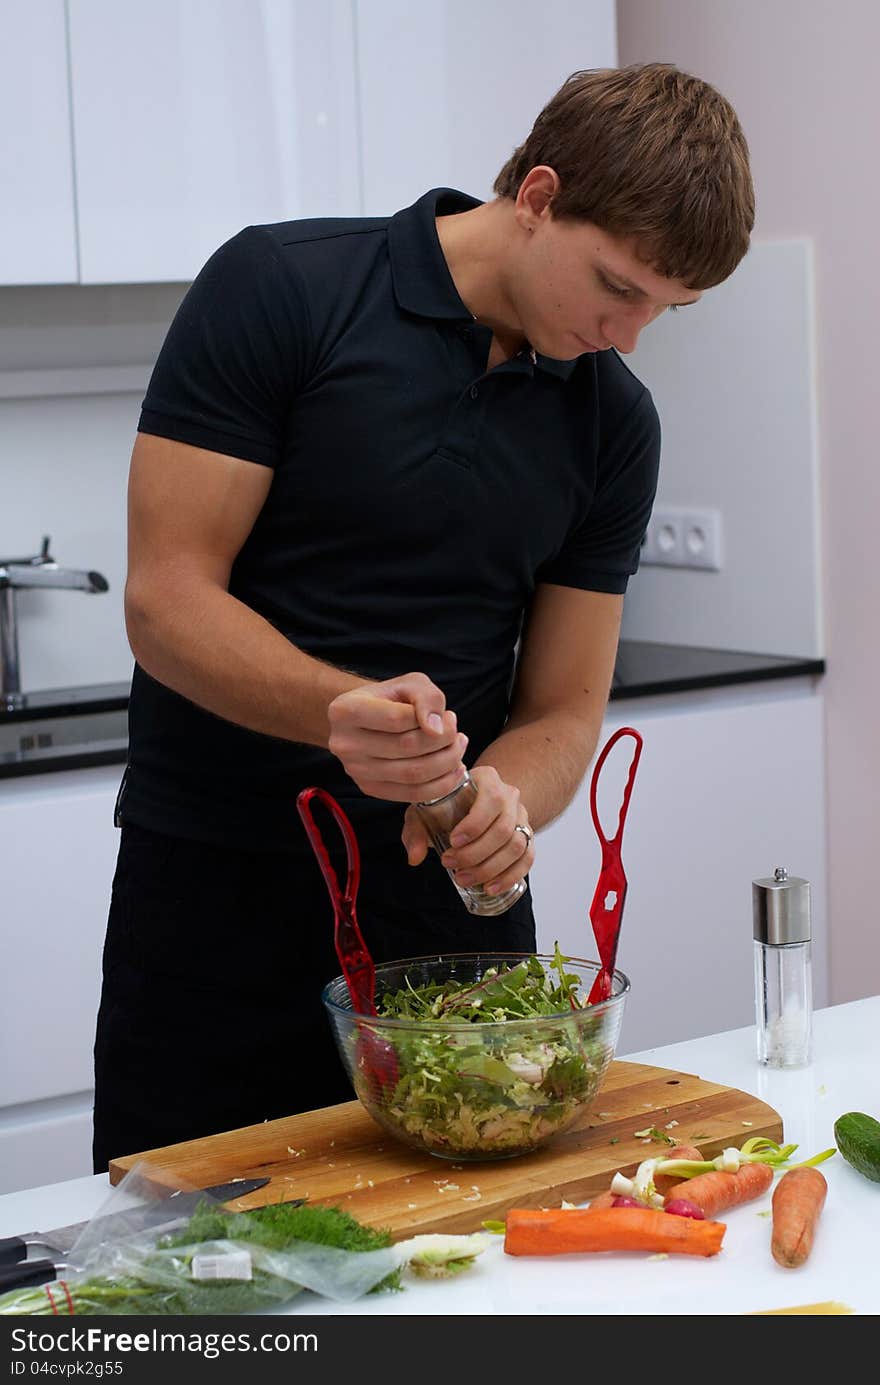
545, 347, 592, 363
540, 334, 601, 361
533, 340, 582, 363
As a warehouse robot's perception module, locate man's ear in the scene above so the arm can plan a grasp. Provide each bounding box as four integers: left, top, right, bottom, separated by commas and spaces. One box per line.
515, 166, 561, 228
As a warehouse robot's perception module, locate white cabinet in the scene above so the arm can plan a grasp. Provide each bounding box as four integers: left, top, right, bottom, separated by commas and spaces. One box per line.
530, 682, 828, 1056
0, 0, 78, 284
356, 0, 618, 212
2, 0, 617, 285
67, 0, 360, 283
0, 766, 120, 1192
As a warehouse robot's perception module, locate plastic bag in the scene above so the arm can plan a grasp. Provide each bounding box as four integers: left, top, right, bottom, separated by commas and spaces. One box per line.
0, 1162, 400, 1316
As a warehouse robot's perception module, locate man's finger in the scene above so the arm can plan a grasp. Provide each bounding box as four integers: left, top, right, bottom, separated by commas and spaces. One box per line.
401, 810, 430, 867
332, 695, 458, 743
341, 725, 465, 761
345, 734, 467, 786
337, 692, 421, 733
359, 762, 468, 804
453, 830, 535, 891
380, 673, 449, 735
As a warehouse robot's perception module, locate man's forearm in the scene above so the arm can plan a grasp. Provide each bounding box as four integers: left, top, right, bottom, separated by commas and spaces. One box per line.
126, 577, 366, 747
474, 707, 605, 831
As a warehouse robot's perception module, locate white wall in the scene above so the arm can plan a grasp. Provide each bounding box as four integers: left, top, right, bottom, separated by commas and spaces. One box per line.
623, 238, 822, 659
0, 390, 134, 689
357, 0, 618, 211
0, 284, 185, 691
617, 0, 880, 1003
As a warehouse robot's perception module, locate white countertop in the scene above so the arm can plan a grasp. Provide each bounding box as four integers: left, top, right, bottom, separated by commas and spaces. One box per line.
2, 997, 876, 1317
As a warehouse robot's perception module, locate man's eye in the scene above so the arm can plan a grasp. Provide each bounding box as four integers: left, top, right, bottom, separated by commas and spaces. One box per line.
668, 304, 679, 314
601, 276, 630, 298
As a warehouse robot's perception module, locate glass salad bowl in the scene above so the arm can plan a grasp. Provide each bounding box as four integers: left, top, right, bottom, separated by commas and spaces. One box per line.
322, 951, 629, 1162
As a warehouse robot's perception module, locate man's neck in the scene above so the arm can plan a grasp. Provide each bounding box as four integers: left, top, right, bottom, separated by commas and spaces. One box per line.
435, 200, 527, 361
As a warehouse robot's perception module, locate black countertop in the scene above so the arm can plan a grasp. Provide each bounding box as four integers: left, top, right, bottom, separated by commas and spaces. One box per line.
609, 641, 825, 699
0, 641, 824, 781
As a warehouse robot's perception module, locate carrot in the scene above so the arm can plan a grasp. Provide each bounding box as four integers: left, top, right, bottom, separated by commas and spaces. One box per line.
770, 1165, 827, 1268
654, 1144, 704, 1195
586, 1190, 618, 1210
664, 1158, 774, 1217
504, 1206, 726, 1258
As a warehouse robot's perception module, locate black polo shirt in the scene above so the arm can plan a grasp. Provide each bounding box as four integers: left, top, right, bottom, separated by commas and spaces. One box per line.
123, 188, 660, 852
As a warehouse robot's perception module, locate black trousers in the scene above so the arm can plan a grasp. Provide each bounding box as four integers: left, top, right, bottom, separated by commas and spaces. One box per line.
92, 821, 536, 1172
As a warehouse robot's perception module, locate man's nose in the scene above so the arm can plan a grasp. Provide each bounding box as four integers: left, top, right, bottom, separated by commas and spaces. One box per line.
601, 304, 656, 354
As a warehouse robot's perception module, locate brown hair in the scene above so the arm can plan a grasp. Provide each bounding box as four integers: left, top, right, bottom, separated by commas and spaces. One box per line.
494, 63, 754, 289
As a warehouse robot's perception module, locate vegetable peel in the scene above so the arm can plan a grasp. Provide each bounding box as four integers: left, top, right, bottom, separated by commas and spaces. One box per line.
396, 1233, 491, 1279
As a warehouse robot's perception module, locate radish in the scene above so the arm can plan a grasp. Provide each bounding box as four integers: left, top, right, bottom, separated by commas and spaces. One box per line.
664, 1198, 705, 1220
611, 1195, 643, 1209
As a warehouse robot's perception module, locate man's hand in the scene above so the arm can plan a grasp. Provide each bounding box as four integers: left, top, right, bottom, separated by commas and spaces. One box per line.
327, 672, 468, 802
402, 764, 535, 895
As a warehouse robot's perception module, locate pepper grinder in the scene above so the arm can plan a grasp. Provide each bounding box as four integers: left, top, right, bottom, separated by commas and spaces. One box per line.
752, 866, 812, 1068
415, 771, 527, 917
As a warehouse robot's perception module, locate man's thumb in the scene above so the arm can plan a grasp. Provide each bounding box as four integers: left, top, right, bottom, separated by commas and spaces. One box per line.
402, 816, 429, 866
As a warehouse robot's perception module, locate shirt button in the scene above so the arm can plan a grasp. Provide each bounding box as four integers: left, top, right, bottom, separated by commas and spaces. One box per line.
469, 385, 479, 400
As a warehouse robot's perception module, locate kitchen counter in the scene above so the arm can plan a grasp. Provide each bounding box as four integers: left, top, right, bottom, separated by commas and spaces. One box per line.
0, 682, 128, 779
0, 640, 824, 779
0, 995, 871, 1317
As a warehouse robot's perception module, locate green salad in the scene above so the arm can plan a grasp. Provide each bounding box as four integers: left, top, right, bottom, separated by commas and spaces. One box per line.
356, 947, 615, 1159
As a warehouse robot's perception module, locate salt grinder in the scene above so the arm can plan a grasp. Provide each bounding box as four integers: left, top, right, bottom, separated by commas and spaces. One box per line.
752, 866, 812, 1068
415, 771, 526, 917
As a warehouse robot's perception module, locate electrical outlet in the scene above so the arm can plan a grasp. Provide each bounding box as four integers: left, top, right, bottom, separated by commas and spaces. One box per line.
641, 507, 723, 570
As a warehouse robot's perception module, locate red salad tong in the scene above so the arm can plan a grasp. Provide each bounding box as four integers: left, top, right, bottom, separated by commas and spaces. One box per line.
587, 726, 644, 1004
296, 787, 398, 1092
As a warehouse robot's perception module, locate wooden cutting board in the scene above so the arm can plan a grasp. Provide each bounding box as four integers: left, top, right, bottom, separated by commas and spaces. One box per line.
109, 1060, 783, 1239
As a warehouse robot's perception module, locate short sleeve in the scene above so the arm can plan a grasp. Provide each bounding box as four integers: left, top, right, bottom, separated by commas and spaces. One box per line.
540, 387, 661, 594
137, 226, 313, 468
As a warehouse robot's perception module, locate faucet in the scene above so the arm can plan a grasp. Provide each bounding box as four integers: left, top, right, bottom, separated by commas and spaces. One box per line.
0, 536, 109, 710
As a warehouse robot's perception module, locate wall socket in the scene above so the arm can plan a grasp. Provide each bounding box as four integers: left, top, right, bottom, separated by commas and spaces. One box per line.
641, 506, 723, 571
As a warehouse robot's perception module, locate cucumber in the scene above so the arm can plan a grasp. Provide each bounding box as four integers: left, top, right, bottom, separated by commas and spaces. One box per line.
834, 1111, 880, 1183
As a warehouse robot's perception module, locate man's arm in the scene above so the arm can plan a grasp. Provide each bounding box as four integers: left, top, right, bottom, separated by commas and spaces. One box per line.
125, 432, 467, 799
402, 583, 621, 891
480, 582, 622, 827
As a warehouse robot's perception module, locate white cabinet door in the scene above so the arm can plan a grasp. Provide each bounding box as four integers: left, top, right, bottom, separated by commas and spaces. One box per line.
0, 1104, 93, 1196
0, 0, 78, 284
530, 685, 828, 1056
68, 0, 360, 283
356, 0, 618, 214
0, 767, 121, 1109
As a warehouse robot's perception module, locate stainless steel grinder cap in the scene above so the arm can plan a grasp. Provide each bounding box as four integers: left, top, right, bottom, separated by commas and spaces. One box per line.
752, 866, 811, 945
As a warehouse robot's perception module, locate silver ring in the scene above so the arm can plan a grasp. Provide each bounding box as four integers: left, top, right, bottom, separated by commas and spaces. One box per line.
514, 823, 534, 848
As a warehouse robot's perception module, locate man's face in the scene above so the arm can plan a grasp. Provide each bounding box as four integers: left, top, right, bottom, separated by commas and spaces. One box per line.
509, 195, 702, 359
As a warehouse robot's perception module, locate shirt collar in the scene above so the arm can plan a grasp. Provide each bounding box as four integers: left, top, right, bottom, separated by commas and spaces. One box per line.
388, 187, 577, 381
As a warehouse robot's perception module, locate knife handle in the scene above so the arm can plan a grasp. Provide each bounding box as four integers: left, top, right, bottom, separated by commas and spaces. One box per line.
0, 1236, 27, 1266
0, 1258, 60, 1292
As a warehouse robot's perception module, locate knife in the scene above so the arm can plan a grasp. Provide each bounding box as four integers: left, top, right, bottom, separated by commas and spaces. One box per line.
0, 1176, 271, 1268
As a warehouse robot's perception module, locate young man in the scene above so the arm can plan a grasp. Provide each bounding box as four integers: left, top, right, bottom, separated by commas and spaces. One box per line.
93, 63, 754, 1170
